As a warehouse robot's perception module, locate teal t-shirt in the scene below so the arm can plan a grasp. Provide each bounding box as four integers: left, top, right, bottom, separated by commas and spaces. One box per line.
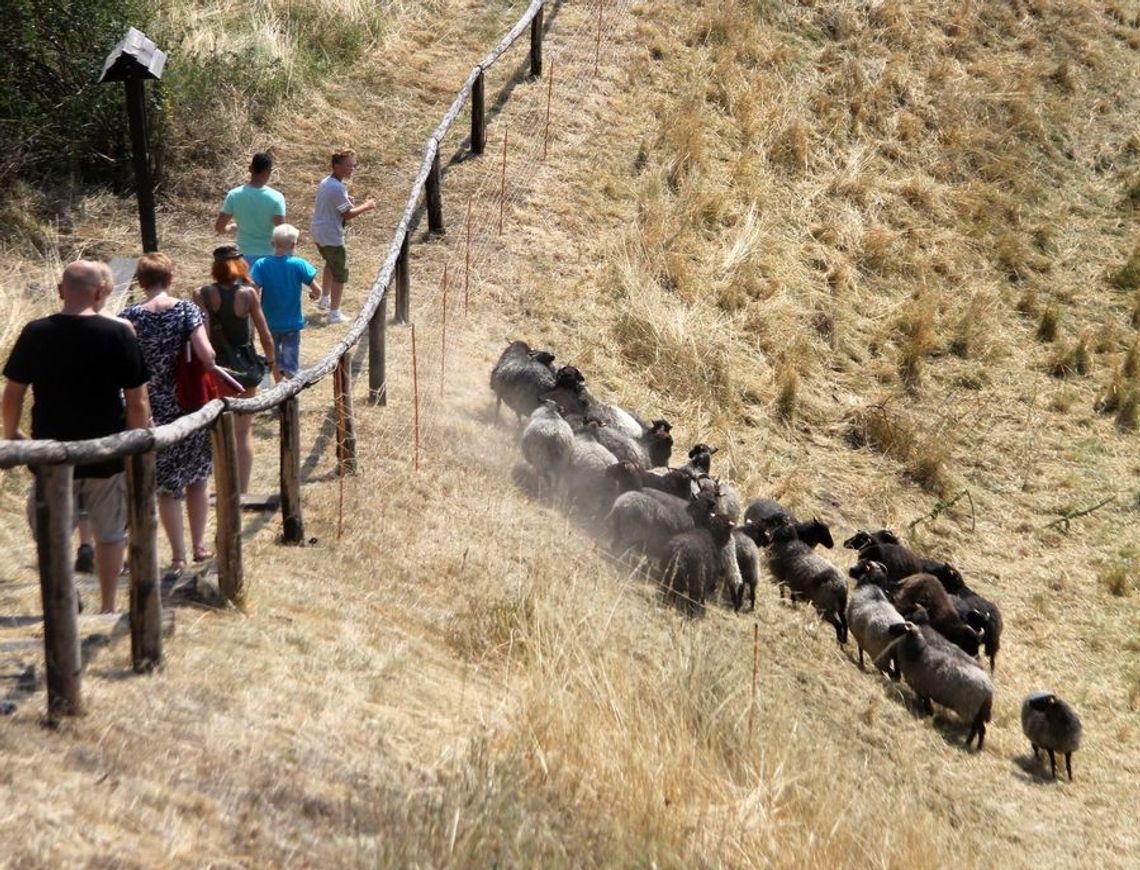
250, 254, 318, 333
222, 184, 286, 258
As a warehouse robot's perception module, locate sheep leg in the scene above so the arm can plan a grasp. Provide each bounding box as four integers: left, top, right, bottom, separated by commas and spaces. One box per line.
1031, 743, 1040, 761
495, 397, 502, 422
1065, 752, 1074, 781
968, 717, 986, 751
989, 653, 996, 672
918, 696, 933, 717
1048, 749, 1057, 779
857, 645, 865, 670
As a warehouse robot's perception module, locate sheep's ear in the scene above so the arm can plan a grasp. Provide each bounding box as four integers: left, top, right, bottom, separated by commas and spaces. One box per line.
887, 621, 909, 637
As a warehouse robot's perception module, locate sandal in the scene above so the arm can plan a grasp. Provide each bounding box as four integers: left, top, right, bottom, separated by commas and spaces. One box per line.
170, 557, 186, 575
192, 549, 214, 563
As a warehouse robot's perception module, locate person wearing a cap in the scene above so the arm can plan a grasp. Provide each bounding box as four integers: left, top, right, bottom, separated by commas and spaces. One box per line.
193, 245, 276, 495
215, 152, 286, 267
309, 148, 375, 325
3, 260, 151, 613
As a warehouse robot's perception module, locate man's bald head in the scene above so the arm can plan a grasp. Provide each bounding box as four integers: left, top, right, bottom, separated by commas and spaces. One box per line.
58, 259, 115, 314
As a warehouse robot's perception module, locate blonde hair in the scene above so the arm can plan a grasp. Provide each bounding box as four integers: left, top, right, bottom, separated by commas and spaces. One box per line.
330, 149, 356, 168
272, 223, 300, 248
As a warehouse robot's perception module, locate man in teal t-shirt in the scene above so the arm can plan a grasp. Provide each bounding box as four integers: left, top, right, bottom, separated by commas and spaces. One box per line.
215, 152, 286, 264
249, 224, 323, 378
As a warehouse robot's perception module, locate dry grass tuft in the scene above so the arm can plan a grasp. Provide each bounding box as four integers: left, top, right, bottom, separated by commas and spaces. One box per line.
1048, 333, 1093, 378
1098, 552, 1138, 597
846, 401, 951, 493
1037, 305, 1060, 341
774, 359, 799, 424
1111, 242, 1140, 291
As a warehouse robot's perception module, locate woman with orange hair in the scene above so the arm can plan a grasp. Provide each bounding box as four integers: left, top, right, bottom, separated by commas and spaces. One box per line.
193, 245, 276, 493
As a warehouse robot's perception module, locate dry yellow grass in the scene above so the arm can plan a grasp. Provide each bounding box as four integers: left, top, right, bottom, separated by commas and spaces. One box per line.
2, 0, 1139, 865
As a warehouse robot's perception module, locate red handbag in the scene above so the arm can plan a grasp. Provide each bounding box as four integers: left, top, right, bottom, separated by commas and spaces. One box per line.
175, 341, 218, 412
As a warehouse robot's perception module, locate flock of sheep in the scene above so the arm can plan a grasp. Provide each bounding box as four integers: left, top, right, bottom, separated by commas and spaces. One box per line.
490, 339, 1084, 780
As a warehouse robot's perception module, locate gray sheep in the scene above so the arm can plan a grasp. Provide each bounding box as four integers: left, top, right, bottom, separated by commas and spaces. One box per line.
660, 496, 735, 616
1021, 692, 1082, 780
605, 462, 695, 564
490, 339, 556, 424
846, 560, 905, 677
766, 520, 847, 643
565, 436, 619, 518
520, 399, 574, 487
879, 621, 993, 750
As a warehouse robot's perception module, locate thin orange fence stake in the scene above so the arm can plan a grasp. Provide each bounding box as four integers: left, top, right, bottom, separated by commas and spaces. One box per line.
499, 126, 509, 236
440, 264, 450, 398
411, 322, 421, 472
543, 59, 554, 161
465, 194, 473, 315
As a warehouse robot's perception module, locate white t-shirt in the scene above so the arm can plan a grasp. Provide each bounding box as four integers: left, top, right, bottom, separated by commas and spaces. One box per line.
310, 175, 353, 246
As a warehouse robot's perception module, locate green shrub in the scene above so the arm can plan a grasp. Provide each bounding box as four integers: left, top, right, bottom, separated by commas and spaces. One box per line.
0, 0, 153, 191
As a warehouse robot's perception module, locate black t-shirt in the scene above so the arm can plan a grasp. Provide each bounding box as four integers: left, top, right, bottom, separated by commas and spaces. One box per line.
3, 313, 149, 477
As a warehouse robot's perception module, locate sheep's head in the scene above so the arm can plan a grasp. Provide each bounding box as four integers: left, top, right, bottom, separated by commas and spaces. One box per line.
888, 620, 920, 639
604, 460, 642, 493
687, 443, 716, 473
554, 365, 585, 390
739, 519, 771, 547
646, 421, 673, 468
651, 418, 672, 433
1026, 692, 1060, 714
929, 561, 965, 593
843, 530, 874, 551
530, 349, 556, 368
849, 559, 888, 586
800, 517, 834, 549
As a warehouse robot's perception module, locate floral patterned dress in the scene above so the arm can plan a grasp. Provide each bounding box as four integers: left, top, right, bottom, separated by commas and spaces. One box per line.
121, 299, 213, 496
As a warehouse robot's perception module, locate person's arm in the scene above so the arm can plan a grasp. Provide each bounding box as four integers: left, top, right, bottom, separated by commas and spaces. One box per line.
123, 385, 151, 430
245, 288, 279, 381
342, 198, 376, 222
215, 211, 234, 234
2, 380, 29, 440
307, 278, 323, 301
273, 214, 285, 226
189, 323, 217, 370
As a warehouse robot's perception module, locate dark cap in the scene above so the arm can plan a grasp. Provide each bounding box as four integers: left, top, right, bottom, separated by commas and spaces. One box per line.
213, 244, 243, 261
250, 152, 273, 174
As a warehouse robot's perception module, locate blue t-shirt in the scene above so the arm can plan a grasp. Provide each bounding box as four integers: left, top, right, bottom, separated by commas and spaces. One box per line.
251, 254, 318, 333
222, 184, 286, 258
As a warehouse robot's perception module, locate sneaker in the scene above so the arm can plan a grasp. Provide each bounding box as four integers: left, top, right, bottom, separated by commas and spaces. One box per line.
327, 309, 345, 324
317, 295, 331, 311
74, 543, 95, 574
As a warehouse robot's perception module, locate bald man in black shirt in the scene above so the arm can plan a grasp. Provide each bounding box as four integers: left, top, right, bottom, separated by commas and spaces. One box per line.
3, 260, 151, 612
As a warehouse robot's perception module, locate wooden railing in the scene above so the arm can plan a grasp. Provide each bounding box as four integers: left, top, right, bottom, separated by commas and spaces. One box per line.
0, 0, 554, 719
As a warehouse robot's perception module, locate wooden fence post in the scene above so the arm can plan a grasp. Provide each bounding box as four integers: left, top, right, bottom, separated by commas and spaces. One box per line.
530, 3, 544, 77
33, 464, 82, 719
395, 231, 411, 325
368, 291, 388, 406
426, 149, 444, 235
334, 355, 358, 476
126, 451, 162, 672
211, 411, 245, 607
279, 397, 304, 544
471, 68, 486, 155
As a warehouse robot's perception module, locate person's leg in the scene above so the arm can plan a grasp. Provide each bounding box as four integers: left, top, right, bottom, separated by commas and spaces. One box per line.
319, 264, 333, 309
158, 491, 186, 569
320, 245, 349, 320
277, 330, 301, 379
75, 491, 95, 572
233, 411, 254, 494
94, 540, 126, 613
84, 475, 129, 613
186, 477, 211, 560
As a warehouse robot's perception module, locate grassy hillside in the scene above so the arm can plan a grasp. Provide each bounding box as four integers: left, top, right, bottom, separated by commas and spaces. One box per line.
1, 0, 1138, 865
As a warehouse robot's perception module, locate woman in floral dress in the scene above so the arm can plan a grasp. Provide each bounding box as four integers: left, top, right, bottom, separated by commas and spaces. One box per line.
121, 252, 217, 571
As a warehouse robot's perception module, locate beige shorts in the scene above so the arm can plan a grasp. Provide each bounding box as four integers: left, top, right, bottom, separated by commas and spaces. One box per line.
26, 472, 129, 545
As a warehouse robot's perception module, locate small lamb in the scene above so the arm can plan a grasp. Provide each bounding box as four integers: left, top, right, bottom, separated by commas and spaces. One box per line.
1021, 692, 1082, 781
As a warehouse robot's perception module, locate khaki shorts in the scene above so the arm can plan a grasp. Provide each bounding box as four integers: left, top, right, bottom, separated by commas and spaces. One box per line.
316, 244, 349, 283
26, 472, 128, 545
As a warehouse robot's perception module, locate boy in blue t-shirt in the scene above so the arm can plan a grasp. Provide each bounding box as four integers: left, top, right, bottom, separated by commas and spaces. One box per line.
250, 224, 323, 378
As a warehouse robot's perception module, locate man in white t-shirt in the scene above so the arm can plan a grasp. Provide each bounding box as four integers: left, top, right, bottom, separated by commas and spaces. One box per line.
309, 149, 376, 324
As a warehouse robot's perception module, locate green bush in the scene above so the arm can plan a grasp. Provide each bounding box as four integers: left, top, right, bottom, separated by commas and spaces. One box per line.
0, 0, 152, 191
